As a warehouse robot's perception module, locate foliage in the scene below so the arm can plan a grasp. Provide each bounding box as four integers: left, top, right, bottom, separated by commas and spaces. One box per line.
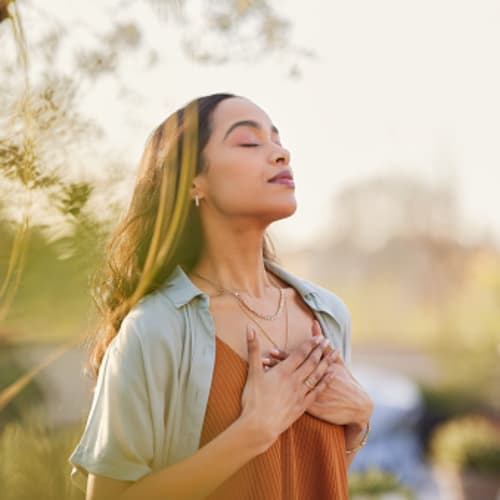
430, 415, 500, 473
0, 70, 102, 238
177, 0, 300, 65
419, 384, 489, 422
0, 219, 103, 342
0, 0, 309, 310
0, 0, 310, 409
417, 383, 493, 454
0, 410, 84, 500
348, 468, 414, 499
0, 339, 44, 427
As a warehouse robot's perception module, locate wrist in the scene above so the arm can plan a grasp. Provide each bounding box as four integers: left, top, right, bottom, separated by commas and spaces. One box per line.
345, 421, 370, 455
237, 413, 276, 455
345, 415, 369, 436
347, 397, 373, 435
345, 422, 364, 448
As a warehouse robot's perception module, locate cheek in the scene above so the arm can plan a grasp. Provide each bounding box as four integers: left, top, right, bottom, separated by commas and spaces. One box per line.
208, 154, 264, 197
210, 174, 261, 210
202, 146, 297, 216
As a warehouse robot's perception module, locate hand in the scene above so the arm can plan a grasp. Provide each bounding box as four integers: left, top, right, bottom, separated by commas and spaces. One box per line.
240, 324, 333, 450
262, 320, 335, 371
306, 353, 373, 429
266, 321, 373, 435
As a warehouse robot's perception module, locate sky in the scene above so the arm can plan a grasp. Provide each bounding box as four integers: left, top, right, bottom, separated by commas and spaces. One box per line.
17, 0, 500, 249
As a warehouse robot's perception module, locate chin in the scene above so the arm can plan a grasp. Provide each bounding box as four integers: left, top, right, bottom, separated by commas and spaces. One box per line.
269, 200, 297, 221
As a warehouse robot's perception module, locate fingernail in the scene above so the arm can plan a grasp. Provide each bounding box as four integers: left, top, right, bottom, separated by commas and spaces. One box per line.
247, 326, 254, 341
270, 348, 280, 355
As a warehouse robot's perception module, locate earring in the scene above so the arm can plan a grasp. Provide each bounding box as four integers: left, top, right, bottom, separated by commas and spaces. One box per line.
195, 194, 199, 207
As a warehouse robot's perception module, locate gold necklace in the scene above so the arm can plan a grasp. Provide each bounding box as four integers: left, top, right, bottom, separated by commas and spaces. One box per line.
190, 270, 284, 321
237, 291, 289, 352
189, 269, 289, 351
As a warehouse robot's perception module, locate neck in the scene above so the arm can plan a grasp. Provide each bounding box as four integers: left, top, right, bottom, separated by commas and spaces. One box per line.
190, 220, 274, 298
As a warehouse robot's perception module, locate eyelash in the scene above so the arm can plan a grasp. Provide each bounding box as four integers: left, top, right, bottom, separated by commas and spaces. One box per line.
240, 143, 259, 147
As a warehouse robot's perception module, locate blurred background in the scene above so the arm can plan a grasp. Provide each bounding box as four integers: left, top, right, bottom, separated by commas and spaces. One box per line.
1, 1, 499, 499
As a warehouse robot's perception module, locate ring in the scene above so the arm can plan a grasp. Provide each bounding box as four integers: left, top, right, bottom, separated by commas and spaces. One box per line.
303, 376, 316, 389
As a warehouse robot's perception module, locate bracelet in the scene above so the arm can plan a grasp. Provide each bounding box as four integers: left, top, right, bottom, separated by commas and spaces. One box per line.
345, 421, 370, 455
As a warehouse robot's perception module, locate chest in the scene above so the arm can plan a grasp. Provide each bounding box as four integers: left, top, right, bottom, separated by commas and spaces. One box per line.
207, 288, 325, 361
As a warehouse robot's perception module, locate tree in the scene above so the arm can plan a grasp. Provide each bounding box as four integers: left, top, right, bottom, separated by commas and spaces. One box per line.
0, 0, 308, 410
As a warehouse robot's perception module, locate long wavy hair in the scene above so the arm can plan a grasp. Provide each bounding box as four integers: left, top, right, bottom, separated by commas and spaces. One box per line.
86, 93, 278, 379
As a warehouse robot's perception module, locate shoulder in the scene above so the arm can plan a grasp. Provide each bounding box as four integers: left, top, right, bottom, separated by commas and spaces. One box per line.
111, 288, 186, 359
297, 276, 353, 365
289, 272, 352, 365
266, 259, 350, 333
303, 279, 351, 333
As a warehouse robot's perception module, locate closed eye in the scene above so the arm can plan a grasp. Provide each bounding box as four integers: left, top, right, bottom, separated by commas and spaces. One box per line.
239, 143, 259, 147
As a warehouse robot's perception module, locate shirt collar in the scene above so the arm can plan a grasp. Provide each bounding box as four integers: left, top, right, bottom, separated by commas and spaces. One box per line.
159, 259, 333, 320
159, 264, 205, 307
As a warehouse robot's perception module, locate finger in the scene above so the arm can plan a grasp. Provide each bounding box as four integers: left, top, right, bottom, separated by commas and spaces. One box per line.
322, 343, 334, 359
324, 365, 340, 385
296, 337, 331, 381
261, 357, 279, 367
312, 321, 336, 360
326, 349, 340, 364
246, 325, 263, 379
282, 335, 324, 371
311, 319, 323, 338
269, 348, 288, 360
303, 342, 336, 390
330, 352, 346, 367
303, 371, 335, 406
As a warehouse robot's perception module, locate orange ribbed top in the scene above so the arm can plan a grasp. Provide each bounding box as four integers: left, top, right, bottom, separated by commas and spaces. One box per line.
199, 336, 349, 500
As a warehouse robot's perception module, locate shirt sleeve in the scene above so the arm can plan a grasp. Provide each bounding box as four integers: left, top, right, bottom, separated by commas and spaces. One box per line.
68, 315, 154, 492
342, 307, 352, 369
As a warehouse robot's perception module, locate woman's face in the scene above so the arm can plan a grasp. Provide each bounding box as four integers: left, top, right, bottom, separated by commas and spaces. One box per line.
195, 97, 297, 225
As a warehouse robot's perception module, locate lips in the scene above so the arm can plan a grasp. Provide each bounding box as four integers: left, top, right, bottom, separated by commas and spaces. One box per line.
268, 169, 294, 182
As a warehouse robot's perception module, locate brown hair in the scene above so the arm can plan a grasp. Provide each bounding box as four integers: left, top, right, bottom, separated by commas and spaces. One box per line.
86, 93, 278, 379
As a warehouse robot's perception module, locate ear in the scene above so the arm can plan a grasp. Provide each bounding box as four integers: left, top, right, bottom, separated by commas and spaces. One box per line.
191, 175, 207, 199
190, 186, 202, 202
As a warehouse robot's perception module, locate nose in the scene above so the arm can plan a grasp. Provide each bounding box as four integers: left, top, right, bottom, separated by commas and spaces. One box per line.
270, 145, 290, 165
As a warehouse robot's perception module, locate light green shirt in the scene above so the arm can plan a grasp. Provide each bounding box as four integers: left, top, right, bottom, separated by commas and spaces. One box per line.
69, 258, 351, 492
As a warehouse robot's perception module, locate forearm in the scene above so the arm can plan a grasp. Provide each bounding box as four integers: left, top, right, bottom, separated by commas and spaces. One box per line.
120, 415, 270, 500
345, 386, 373, 468
345, 426, 362, 468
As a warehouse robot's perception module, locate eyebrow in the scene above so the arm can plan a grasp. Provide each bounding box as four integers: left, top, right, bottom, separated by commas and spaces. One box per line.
223, 120, 279, 141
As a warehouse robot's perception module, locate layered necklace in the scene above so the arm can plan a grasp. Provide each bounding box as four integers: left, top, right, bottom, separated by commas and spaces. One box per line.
190, 269, 289, 352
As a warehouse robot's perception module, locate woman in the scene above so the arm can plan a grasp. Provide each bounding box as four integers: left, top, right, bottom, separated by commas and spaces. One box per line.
69, 93, 373, 500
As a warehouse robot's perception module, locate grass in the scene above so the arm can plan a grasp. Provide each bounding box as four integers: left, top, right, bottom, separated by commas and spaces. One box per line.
348, 467, 414, 499
0, 409, 85, 500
